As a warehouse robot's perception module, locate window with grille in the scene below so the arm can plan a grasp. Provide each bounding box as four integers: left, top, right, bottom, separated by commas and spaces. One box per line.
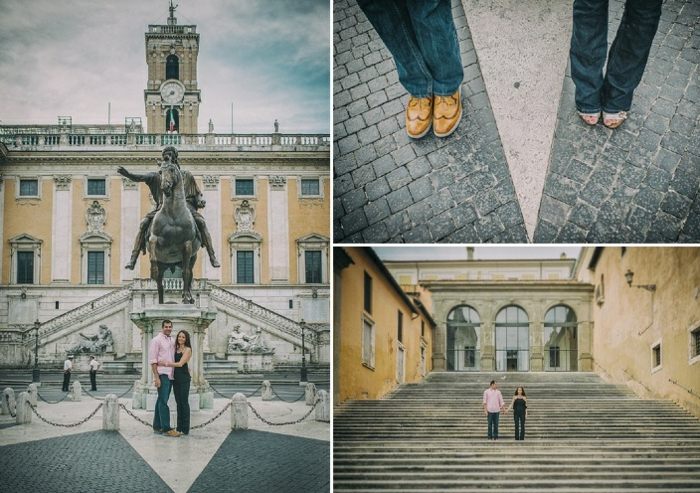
692, 328, 700, 359
364, 272, 372, 314
652, 343, 661, 369
301, 178, 320, 196
304, 250, 322, 283
17, 251, 34, 284
236, 251, 254, 283
87, 251, 104, 284
19, 179, 38, 197
362, 318, 375, 368
87, 179, 106, 196
235, 179, 254, 196
398, 311, 403, 343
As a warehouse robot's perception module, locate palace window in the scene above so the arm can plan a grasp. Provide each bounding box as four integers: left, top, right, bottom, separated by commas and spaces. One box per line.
495, 305, 529, 372
236, 250, 255, 284
166, 54, 179, 80
19, 179, 39, 197
364, 272, 372, 314
296, 234, 328, 284
10, 234, 42, 285
397, 311, 403, 343
651, 341, 662, 371
692, 327, 700, 359
447, 305, 481, 371
87, 251, 105, 284
235, 178, 255, 197
17, 251, 34, 284
544, 305, 578, 371
362, 317, 375, 369
87, 178, 106, 196
549, 346, 561, 368
300, 178, 320, 196
305, 250, 322, 283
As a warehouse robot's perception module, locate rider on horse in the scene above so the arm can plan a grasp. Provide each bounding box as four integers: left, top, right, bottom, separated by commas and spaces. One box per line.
117, 146, 220, 270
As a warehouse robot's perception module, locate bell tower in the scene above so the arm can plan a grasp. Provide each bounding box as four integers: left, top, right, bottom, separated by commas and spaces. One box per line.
144, 1, 201, 134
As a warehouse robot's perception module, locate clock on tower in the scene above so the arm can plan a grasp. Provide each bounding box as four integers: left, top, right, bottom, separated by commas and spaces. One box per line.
144, 1, 201, 134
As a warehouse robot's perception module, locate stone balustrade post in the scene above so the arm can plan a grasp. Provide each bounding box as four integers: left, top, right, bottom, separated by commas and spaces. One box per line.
305, 382, 317, 406
70, 381, 82, 402
2, 387, 16, 416
16, 392, 32, 425
261, 380, 273, 401
103, 394, 119, 431
27, 383, 38, 406
231, 393, 248, 430
315, 390, 329, 422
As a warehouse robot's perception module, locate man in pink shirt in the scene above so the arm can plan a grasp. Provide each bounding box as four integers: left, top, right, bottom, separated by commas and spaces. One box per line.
483, 379, 505, 440
149, 319, 179, 437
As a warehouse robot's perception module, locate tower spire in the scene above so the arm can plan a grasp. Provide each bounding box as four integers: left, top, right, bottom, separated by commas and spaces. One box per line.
168, 0, 178, 25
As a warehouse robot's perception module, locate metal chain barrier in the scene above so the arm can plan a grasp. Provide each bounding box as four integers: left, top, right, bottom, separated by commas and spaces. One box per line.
5, 393, 17, 418
190, 401, 233, 430
84, 386, 133, 401
271, 387, 306, 403
118, 403, 153, 428
29, 403, 103, 428
209, 383, 262, 400
37, 391, 70, 404
247, 400, 318, 426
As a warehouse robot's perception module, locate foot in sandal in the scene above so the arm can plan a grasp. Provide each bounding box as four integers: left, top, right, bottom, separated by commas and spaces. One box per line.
602, 111, 627, 129
577, 111, 600, 126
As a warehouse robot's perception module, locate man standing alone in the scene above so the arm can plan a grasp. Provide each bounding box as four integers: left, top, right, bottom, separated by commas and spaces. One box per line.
88, 356, 100, 391
62, 355, 73, 392
149, 319, 180, 437
483, 380, 505, 440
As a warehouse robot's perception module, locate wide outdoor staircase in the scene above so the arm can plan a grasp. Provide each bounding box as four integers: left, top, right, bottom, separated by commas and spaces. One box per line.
334, 372, 700, 492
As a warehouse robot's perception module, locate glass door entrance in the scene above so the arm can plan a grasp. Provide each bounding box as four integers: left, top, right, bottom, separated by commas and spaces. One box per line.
495, 306, 529, 371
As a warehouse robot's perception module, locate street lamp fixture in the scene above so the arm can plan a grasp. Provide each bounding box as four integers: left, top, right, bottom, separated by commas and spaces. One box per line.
32, 320, 40, 383
300, 319, 308, 384
625, 269, 656, 292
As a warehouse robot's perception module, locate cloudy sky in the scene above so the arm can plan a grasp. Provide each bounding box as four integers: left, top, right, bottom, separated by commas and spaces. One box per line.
0, 0, 330, 134
375, 246, 582, 261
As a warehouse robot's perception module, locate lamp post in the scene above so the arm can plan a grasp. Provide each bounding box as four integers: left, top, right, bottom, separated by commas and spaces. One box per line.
32, 320, 40, 383
300, 319, 308, 384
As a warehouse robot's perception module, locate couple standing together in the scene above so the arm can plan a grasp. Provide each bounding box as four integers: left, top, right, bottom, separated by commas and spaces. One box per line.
149, 320, 192, 437
483, 380, 527, 441
357, 0, 662, 137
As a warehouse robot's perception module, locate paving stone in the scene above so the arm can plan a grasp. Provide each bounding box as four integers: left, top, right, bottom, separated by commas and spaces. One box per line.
351, 163, 376, 188
361, 221, 391, 242
365, 176, 391, 201
341, 207, 369, 236
386, 166, 413, 191
386, 186, 414, 214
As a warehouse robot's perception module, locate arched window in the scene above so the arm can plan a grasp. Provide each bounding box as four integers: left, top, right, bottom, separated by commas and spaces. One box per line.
495, 305, 529, 371
166, 54, 179, 80
544, 305, 578, 371
446, 305, 480, 371
166, 108, 179, 133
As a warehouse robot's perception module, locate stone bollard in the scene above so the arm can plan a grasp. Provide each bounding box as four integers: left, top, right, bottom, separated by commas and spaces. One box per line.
70, 381, 82, 402
103, 394, 119, 431
261, 380, 273, 401
315, 390, 329, 422
27, 383, 38, 407
305, 382, 317, 406
2, 387, 16, 416
231, 393, 248, 430
16, 392, 32, 424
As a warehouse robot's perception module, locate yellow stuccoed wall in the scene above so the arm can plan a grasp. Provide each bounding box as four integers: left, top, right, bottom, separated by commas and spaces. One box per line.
106, 177, 122, 284
581, 247, 700, 418
287, 178, 330, 283
3, 178, 53, 284
338, 248, 434, 403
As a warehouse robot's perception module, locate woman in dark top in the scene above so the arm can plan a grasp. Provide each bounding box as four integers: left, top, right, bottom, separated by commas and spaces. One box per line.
507, 386, 528, 441
160, 330, 192, 435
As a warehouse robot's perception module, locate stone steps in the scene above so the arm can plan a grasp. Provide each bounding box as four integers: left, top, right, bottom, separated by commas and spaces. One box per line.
334, 372, 700, 492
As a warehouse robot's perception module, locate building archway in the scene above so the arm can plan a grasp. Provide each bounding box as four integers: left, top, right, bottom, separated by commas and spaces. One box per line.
495, 305, 529, 371
446, 305, 480, 371
544, 304, 578, 371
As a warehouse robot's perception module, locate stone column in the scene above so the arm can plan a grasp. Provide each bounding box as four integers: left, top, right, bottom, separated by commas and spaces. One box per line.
267, 176, 289, 282
70, 381, 82, 402
261, 380, 273, 401
530, 317, 544, 372
305, 382, 317, 406
481, 321, 495, 371
27, 383, 38, 406
16, 392, 32, 424
120, 178, 140, 281
315, 390, 329, 422
231, 393, 248, 430
2, 388, 16, 415
51, 176, 72, 282
103, 394, 119, 431
578, 320, 593, 371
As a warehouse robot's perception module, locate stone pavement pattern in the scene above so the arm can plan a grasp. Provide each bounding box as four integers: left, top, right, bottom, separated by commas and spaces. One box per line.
535, 0, 700, 242
333, 0, 528, 243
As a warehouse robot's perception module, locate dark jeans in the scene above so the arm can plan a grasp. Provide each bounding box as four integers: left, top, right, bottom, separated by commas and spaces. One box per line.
172, 375, 191, 434
90, 370, 97, 391
570, 0, 662, 113
152, 374, 173, 432
487, 412, 500, 439
62, 371, 71, 392
514, 411, 526, 440
357, 0, 463, 97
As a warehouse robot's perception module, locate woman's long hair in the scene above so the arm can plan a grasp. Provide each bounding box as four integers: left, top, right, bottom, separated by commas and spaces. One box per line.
514, 386, 526, 397
176, 330, 192, 349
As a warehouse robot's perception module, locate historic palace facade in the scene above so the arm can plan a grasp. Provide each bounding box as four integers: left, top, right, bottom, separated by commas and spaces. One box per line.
0, 7, 330, 372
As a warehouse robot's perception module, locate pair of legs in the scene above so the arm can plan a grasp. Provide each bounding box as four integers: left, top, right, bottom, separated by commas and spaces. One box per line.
62, 371, 71, 392
357, 0, 464, 138
127, 209, 220, 269
514, 411, 526, 440
570, 0, 662, 126
172, 375, 191, 435
487, 412, 500, 440
153, 374, 173, 432
89, 370, 97, 391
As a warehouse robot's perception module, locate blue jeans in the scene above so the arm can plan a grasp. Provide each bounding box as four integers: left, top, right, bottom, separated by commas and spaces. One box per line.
570, 0, 662, 113
357, 0, 463, 97
152, 374, 172, 432
487, 412, 500, 439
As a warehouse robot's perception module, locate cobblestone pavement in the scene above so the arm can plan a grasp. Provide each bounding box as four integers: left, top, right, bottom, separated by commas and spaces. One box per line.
0, 430, 172, 493
188, 430, 330, 493
534, 0, 700, 242
333, 0, 527, 243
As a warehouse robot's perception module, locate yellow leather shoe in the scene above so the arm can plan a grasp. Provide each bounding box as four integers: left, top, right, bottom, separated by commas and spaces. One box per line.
433, 89, 462, 138
406, 95, 433, 139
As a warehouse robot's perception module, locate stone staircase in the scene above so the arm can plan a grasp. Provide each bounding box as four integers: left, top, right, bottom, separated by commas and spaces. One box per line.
334, 372, 700, 492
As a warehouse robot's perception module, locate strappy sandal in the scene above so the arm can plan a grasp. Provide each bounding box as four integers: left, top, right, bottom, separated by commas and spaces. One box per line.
602, 111, 628, 129
577, 111, 600, 126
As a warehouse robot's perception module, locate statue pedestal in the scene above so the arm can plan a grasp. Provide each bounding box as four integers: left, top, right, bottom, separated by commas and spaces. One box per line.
226, 351, 274, 372
130, 304, 217, 410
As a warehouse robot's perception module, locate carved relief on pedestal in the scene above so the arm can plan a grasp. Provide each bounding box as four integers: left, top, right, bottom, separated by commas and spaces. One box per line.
53, 175, 72, 191
86, 201, 106, 233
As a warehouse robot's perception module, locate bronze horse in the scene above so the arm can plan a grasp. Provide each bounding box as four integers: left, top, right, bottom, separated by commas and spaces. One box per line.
148, 161, 201, 304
